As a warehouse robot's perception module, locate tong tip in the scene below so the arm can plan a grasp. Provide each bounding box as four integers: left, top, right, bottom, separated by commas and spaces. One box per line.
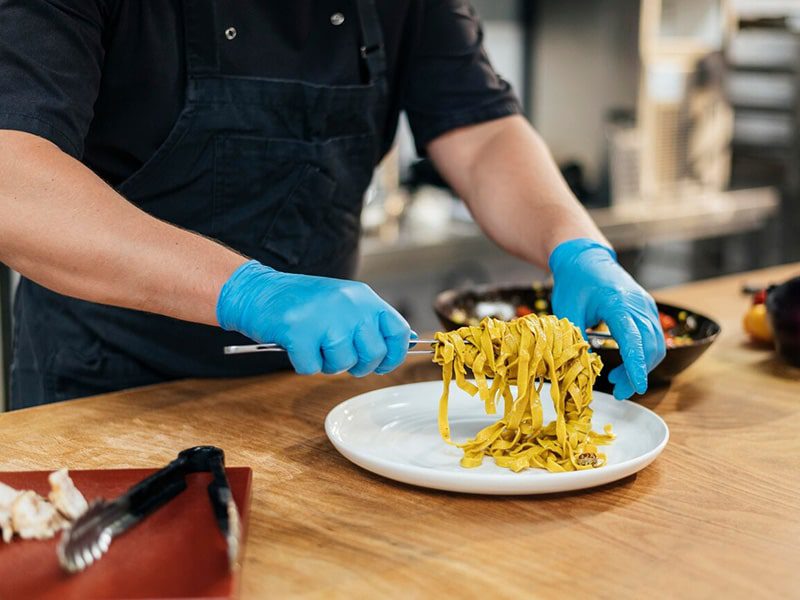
57, 500, 114, 573
226, 497, 242, 571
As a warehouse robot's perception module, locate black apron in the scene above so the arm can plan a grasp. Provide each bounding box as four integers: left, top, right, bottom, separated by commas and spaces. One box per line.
10, 0, 388, 409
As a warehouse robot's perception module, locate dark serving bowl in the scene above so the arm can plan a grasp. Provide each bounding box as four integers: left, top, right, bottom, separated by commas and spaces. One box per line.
433, 283, 721, 393
766, 275, 800, 367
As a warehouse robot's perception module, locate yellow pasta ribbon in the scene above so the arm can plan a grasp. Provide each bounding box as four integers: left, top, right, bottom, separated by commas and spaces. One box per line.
433, 314, 615, 473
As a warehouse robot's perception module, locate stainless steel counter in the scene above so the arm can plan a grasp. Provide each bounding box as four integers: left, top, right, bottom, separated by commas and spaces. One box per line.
359, 186, 779, 279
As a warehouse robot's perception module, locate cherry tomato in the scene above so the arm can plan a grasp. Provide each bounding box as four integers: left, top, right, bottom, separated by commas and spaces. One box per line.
743, 303, 773, 344
659, 312, 677, 331
516, 305, 533, 317
752, 289, 767, 305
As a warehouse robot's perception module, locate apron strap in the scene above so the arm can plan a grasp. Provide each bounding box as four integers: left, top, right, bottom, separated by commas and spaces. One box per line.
355, 0, 388, 94
183, 0, 221, 75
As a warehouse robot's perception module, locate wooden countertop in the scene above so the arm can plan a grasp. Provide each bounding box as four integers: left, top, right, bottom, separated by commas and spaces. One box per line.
1, 264, 799, 598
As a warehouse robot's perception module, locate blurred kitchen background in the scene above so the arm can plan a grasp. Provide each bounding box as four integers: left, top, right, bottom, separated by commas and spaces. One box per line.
1, 0, 799, 406
357, 0, 800, 330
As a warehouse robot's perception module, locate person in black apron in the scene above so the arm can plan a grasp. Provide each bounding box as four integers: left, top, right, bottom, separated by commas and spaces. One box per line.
9, 0, 409, 407
1, 1, 666, 409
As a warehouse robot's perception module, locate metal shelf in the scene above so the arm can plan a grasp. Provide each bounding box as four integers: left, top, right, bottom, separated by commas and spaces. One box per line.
727, 63, 798, 75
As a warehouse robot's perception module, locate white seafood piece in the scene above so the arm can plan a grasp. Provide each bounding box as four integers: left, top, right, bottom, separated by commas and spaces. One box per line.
0, 481, 19, 508
11, 491, 62, 540
0, 482, 21, 543
0, 508, 13, 543
48, 469, 88, 520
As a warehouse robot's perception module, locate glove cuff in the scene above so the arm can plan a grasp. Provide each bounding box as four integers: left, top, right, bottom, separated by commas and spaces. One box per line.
216, 260, 277, 330
548, 238, 617, 273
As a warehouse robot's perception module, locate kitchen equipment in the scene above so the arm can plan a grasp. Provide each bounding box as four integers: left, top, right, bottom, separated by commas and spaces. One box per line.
766, 275, 800, 367
224, 340, 439, 356
434, 283, 721, 392
58, 446, 240, 574
0, 466, 251, 600
325, 380, 669, 495
224, 331, 615, 357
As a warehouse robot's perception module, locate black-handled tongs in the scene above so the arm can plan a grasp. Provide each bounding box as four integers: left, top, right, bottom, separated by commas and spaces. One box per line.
57, 446, 241, 573
224, 332, 616, 356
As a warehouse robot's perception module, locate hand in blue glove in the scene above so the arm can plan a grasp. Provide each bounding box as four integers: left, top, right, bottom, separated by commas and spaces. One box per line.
549, 238, 666, 400
217, 260, 411, 377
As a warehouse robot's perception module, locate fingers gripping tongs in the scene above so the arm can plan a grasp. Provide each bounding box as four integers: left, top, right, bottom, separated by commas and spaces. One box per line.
57, 446, 241, 573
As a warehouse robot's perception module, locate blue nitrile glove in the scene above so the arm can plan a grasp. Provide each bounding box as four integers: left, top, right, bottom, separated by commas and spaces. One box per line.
217, 261, 411, 377
549, 239, 666, 400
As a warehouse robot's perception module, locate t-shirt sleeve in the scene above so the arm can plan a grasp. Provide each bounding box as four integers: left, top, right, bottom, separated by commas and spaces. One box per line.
402, 0, 523, 155
0, 0, 107, 158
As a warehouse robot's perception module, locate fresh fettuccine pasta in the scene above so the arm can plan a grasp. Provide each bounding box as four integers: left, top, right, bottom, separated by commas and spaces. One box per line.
433, 314, 614, 473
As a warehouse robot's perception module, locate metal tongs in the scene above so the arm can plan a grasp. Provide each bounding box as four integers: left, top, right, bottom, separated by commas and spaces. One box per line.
225, 339, 439, 355
224, 331, 614, 356
58, 446, 240, 574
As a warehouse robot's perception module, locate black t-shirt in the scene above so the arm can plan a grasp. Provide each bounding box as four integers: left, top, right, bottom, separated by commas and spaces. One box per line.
0, 0, 521, 187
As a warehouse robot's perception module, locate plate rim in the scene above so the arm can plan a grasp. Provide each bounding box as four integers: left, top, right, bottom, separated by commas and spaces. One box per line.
324, 380, 669, 495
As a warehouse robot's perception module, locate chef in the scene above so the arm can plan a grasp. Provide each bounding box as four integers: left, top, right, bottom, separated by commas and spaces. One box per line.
0, 1, 665, 409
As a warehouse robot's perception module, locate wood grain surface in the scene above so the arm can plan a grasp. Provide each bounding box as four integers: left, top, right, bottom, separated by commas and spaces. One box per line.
0, 264, 798, 599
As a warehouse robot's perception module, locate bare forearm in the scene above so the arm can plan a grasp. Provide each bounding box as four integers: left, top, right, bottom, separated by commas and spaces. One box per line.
428, 115, 608, 269
0, 130, 246, 325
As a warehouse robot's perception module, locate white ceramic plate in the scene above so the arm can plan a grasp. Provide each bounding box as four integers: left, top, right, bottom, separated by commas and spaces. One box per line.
325, 380, 669, 495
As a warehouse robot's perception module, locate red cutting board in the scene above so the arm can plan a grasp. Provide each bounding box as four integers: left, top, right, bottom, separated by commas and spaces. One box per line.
0, 467, 252, 600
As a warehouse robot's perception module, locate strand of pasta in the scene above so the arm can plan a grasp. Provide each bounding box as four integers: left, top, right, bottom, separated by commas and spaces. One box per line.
433, 314, 614, 472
